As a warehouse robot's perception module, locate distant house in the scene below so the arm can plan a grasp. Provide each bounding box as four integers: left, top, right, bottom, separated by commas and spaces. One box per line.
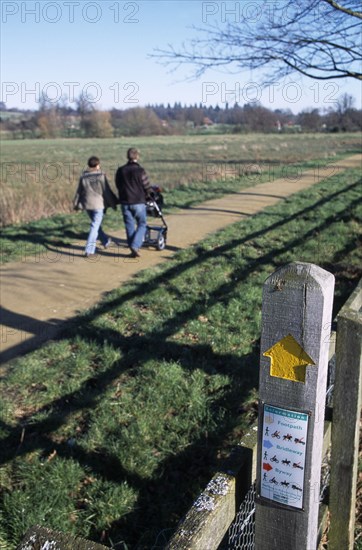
203, 116, 214, 126
283, 121, 302, 133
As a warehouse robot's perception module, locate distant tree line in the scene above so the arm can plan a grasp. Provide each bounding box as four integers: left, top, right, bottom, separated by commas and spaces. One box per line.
0, 93, 361, 139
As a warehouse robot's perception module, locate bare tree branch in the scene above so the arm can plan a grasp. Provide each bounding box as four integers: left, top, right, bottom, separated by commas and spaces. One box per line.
152, 0, 362, 83
322, 0, 362, 19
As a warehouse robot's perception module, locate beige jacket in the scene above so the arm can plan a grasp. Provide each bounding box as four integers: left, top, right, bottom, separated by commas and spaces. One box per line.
73, 170, 118, 211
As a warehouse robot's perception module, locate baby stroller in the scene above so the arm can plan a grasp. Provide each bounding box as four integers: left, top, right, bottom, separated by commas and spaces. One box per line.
144, 185, 168, 251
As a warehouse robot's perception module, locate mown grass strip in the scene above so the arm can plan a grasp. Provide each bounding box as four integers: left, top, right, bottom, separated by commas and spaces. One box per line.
0, 168, 361, 549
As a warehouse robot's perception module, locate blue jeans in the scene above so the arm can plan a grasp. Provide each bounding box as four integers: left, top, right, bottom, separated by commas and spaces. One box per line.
121, 203, 147, 251
85, 209, 108, 255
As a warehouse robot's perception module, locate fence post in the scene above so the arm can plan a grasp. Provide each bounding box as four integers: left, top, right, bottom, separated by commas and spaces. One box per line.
254, 262, 335, 550
328, 279, 362, 549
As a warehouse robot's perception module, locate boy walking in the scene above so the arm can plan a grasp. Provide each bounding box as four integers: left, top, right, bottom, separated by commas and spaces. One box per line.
74, 156, 118, 257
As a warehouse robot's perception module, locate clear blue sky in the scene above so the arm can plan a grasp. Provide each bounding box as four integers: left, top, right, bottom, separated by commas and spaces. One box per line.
1, 0, 361, 113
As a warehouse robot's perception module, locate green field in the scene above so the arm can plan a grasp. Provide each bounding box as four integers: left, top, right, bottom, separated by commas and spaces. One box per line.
0, 134, 361, 548
1, 133, 361, 227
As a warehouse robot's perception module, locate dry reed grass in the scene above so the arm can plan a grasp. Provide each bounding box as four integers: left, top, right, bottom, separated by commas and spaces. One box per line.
1, 133, 360, 227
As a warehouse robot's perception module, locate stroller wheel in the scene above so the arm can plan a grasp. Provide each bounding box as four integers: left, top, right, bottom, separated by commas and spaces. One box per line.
156, 234, 166, 251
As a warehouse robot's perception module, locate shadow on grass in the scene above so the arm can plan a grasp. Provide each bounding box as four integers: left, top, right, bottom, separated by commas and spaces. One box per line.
2, 220, 88, 246
3, 179, 360, 364
0, 178, 361, 548
0, 213, 124, 262
1, 341, 259, 548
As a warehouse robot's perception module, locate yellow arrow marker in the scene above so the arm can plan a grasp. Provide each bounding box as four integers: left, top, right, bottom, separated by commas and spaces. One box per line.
263, 334, 315, 383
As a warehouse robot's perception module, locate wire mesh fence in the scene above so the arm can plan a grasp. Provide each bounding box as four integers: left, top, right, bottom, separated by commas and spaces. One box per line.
227, 483, 256, 550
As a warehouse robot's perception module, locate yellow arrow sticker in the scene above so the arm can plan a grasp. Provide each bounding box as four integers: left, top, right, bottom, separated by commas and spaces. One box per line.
263, 334, 315, 383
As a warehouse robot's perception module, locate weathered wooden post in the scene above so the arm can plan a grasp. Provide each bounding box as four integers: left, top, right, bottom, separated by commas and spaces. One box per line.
254, 262, 335, 550
329, 279, 362, 549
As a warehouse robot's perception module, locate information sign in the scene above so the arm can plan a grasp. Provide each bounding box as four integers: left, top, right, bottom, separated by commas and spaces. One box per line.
260, 404, 309, 509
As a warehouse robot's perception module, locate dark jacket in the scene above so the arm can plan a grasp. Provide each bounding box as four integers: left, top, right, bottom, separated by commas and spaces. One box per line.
115, 161, 151, 205
74, 170, 118, 211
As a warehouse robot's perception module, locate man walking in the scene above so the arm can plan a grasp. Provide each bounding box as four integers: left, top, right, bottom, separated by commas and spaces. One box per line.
115, 148, 152, 258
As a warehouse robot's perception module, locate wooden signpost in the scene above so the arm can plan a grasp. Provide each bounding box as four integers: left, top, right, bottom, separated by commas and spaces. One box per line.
255, 262, 335, 550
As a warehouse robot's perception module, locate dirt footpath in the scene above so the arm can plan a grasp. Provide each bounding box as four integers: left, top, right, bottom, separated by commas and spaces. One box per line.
1, 154, 361, 363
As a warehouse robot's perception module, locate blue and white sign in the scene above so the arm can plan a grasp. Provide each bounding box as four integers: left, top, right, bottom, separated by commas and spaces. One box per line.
260, 404, 309, 509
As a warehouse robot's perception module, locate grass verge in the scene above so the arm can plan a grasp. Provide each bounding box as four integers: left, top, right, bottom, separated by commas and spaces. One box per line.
0, 168, 361, 549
